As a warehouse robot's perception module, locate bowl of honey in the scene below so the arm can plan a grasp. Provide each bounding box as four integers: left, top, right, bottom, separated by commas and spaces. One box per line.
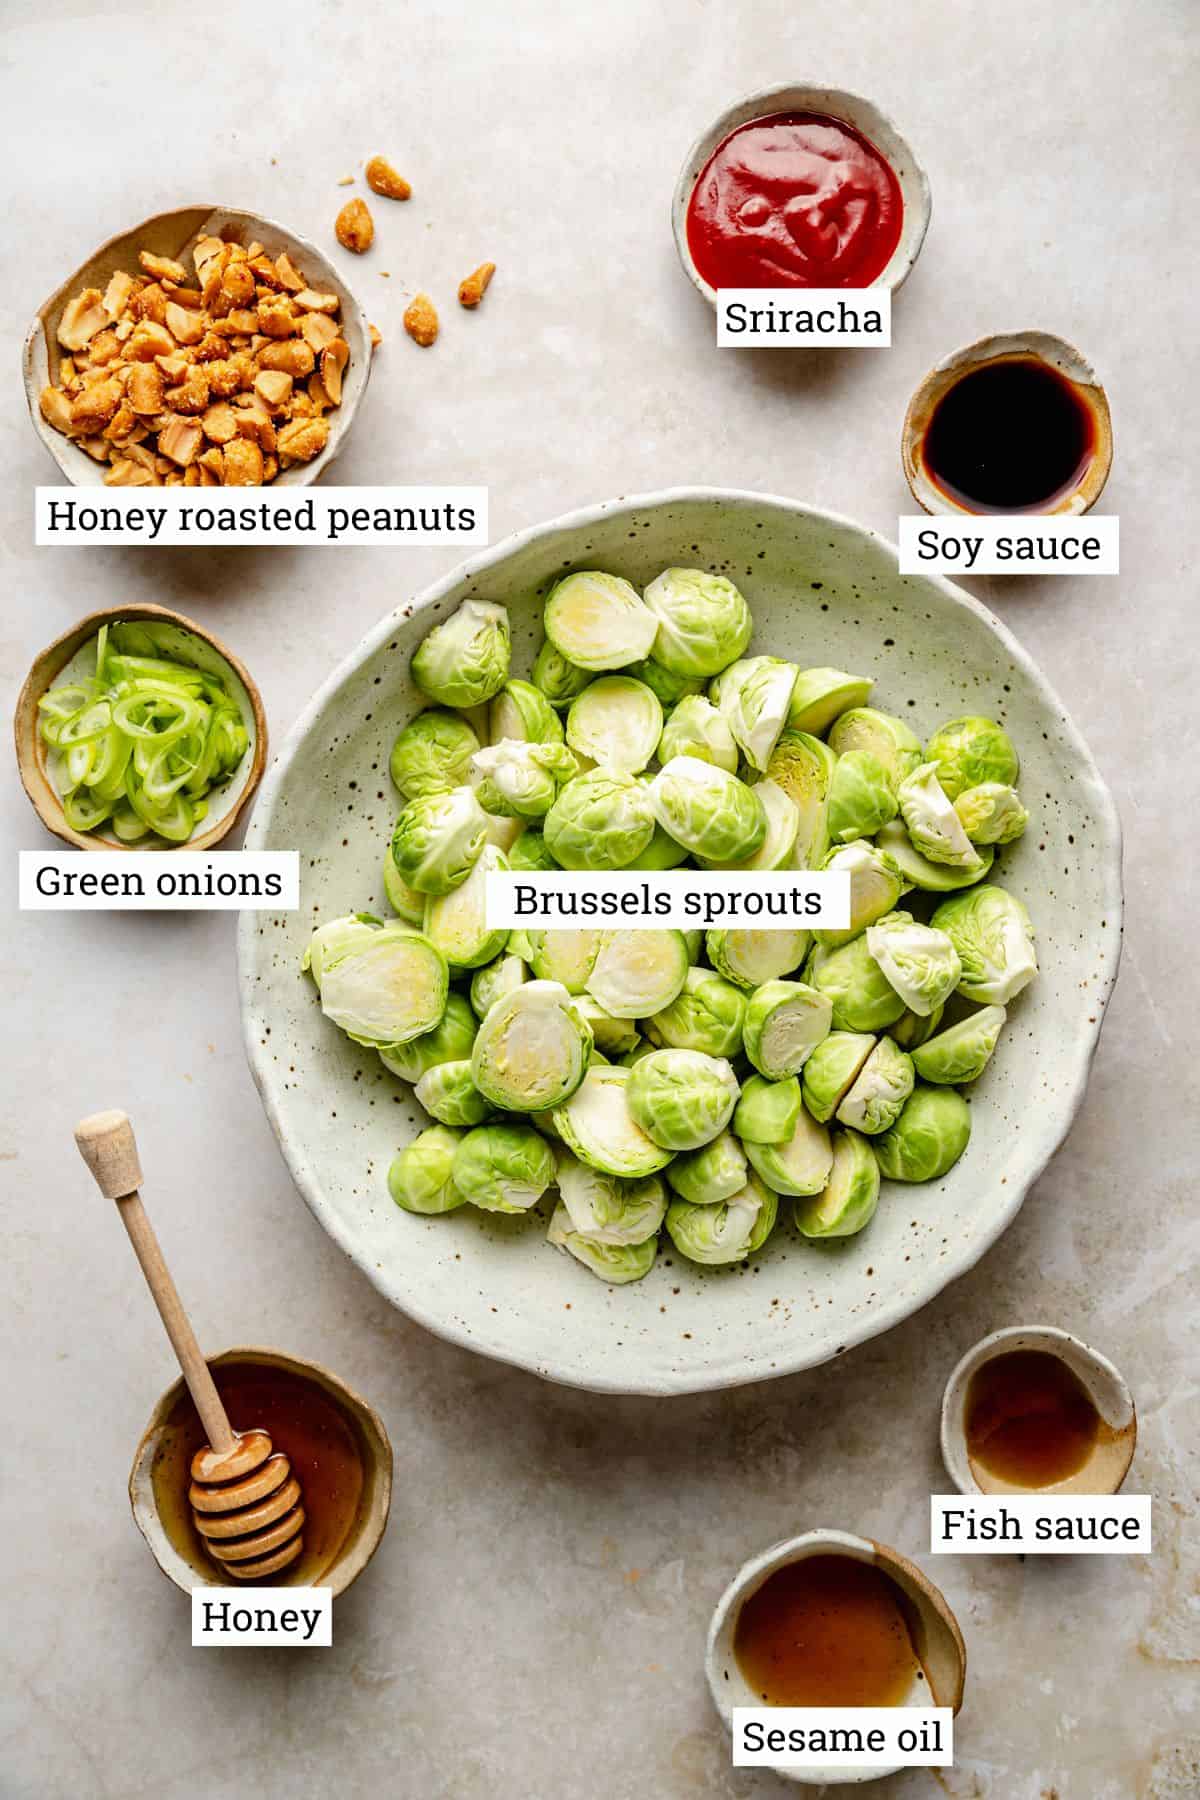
705, 1527, 966, 1784
941, 1324, 1136, 1496
129, 1346, 392, 1596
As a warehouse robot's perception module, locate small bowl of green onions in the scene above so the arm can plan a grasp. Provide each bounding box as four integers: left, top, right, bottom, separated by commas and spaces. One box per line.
15, 603, 266, 851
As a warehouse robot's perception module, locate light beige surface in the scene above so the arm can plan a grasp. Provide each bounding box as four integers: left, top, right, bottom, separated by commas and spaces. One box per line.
1, 1, 1197, 1796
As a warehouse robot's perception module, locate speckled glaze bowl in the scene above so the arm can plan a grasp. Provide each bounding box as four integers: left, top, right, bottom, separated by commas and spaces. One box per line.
238, 488, 1122, 1396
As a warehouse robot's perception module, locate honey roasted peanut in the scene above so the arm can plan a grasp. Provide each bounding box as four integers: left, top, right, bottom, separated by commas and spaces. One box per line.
403, 292, 439, 347
365, 156, 412, 201
335, 198, 375, 254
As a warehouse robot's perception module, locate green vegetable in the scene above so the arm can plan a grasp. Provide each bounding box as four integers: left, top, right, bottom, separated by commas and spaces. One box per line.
931, 886, 1038, 1005
525, 928, 604, 991
469, 953, 527, 1020
543, 571, 658, 670
625, 656, 703, 709
471, 739, 578, 818
666, 1130, 748, 1203
641, 568, 753, 677
382, 850, 426, 924
658, 695, 738, 772
897, 763, 981, 869
814, 839, 905, 947
556, 1153, 667, 1244
713, 655, 797, 771
733, 1074, 803, 1144
744, 1106, 834, 1196
626, 1048, 740, 1151
954, 783, 1029, 845
665, 1174, 776, 1265
875, 1085, 972, 1181
827, 751, 898, 844
925, 716, 1019, 799
423, 844, 510, 969
794, 1129, 880, 1238
874, 818, 992, 892
828, 708, 923, 788
649, 756, 765, 861
388, 1126, 467, 1214
566, 677, 663, 773
701, 779, 799, 873
378, 993, 478, 1083
553, 1063, 672, 1176
544, 766, 656, 870
415, 1060, 492, 1127
706, 926, 810, 990
489, 678, 565, 745
411, 600, 510, 707
645, 967, 746, 1058
452, 1123, 556, 1212
389, 710, 480, 800
390, 786, 488, 895
586, 930, 689, 1019
547, 1203, 658, 1282
303, 915, 448, 1047
911, 1006, 1007, 1084
507, 828, 559, 872
865, 911, 962, 1016
742, 979, 833, 1079
787, 668, 874, 735
471, 980, 592, 1112
835, 1036, 915, 1134
801, 1031, 876, 1123
807, 934, 907, 1033
531, 640, 592, 708
766, 730, 838, 869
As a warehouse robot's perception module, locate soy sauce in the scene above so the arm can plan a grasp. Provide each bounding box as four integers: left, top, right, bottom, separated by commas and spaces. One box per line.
734, 1554, 924, 1708
965, 1349, 1100, 1488
921, 355, 1096, 513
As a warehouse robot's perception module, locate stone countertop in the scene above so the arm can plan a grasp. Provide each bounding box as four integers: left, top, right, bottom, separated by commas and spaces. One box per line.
2, 1, 1196, 1795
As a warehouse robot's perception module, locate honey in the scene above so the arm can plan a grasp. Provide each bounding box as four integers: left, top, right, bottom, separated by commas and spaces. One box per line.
734, 1554, 925, 1709
965, 1348, 1100, 1488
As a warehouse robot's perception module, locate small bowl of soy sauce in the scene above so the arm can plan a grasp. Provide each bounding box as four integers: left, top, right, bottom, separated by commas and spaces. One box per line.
902, 331, 1113, 516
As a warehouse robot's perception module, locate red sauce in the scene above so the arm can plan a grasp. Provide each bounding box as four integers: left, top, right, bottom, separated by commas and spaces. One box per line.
686, 111, 903, 290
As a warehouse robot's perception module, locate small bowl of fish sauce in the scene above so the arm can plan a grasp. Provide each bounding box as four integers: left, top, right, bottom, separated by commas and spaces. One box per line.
902, 331, 1113, 516
706, 1528, 966, 1785
941, 1325, 1136, 1496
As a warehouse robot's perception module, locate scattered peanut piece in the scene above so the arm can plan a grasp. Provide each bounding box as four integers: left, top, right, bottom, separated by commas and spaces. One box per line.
369, 322, 382, 349
403, 292, 439, 347
365, 156, 412, 201
320, 338, 350, 405
458, 262, 496, 309
335, 197, 375, 254
337, 176, 355, 187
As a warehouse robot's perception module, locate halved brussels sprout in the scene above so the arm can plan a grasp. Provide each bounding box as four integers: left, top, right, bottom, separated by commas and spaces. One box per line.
806, 934, 907, 1033
887, 1003, 944, 1050
836, 1036, 914, 1134
744, 1106, 834, 1196
733, 1073, 803, 1144
547, 1201, 658, 1282
391, 786, 488, 895
898, 763, 981, 868
814, 839, 905, 947
925, 716, 1019, 799
544, 766, 656, 870
626, 792, 692, 870
553, 1063, 673, 1176
702, 778, 800, 873
666, 1130, 748, 1204
566, 677, 663, 774
874, 1085, 971, 1181
865, 910, 962, 1016
471, 980, 593, 1112
525, 928, 604, 992
556, 1153, 668, 1244
645, 966, 746, 1058
382, 851, 426, 924
794, 1129, 880, 1237
874, 819, 992, 891
743, 980, 833, 1079
658, 695, 738, 773
787, 668, 874, 735
543, 571, 658, 671
482, 813, 523, 854
705, 926, 810, 990
649, 756, 766, 861
586, 929, 689, 1019
452, 1123, 556, 1212
412, 600, 511, 707
625, 656, 704, 708
378, 992, 478, 1082
305, 916, 449, 1047
508, 828, 560, 872
954, 783, 1029, 845
713, 655, 797, 771
641, 568, 753, 677
507, 928, 535, 961
471, 740, 578, 817
626, 1048, 740, 1151
912, 1005, 1007, 1084
828, 707, 924, 788
467, 950, 526, 1018
575, 995, 642, 1057
415, 1059, 492, 1127
765, 730, 838, 871
665, 1173, 775, 1265
827, 751, 899, 844
801, 1030, 876, 1122
931, 885, 1037, 1004
489, 678, 565, 745
389, 709, 480, 800
422, 843, 510, 970
388, 1125, 467, 1214
531, 639, 593, 708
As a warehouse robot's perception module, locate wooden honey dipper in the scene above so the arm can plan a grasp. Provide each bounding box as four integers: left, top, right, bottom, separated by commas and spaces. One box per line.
75, 1110, 305, 1581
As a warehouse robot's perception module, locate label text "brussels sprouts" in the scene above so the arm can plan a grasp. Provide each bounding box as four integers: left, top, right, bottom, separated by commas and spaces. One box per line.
485, 871, 851, 930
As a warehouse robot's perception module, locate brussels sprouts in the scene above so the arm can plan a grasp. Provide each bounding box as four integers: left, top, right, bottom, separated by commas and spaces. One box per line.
553, 1063, 672, 1176
524, 928, 604, 991
827, 751, 899, 844
865, 911, 962, 1016
382, 851, 426, 924
584, 929, 688, 1020
625, 656, 704, 708
743, 980, 833, 1079
874, 1085, 971, 1181
658, 695, 738, 773
745, 1104, 834, 1195
543, 571, 658, 671
801, 1031, 876, 1123
507, 928, 535, 961
566, 677, 663, 773
531, 639, 593, 708
471, 980, 593, 1112
665, 1174, 776, 1265
626, 1048, 740, 1151
713, 655, 797, 771
391, 786, 488, 895
422, 843, 509, 970
452, 1123, 556, 1212
807, 934, 907, 1033
887, 1004, 945, 1050
626, 793, 692, 870
828, 708, 923, 788
415, 1059, 492, 1127
931, 885, 1038, 1005
645, 966, 746, 1058
925, 716, 1019, 800
874, 818, 992, 892
733, 1073, 803, 1144
954, 783, 1029, 845
639, 568, 753, 676
787, 668, 874, 735
482, 813, 524, 855
471, 740, 578, 818
702, 778, 800, 873
666, 1130, 749, 1204
508, 828, 560, 872
814, 839, 905, 947
556, 1153, 668, 1244
836, 1036, 914, 1134
412, 600, 511, 708
794, 1129, 880, 1238
305, 916, 449, 1047
489, 678, 564, 746
547, 1201, 658, 1282
575, 996, 642, 1056
898, 763, 981, 869
649, 756, 766, 861
390, 709, 481, 801
912, 1005, 1007, 1084
388, 1125, 467, 1214
765, 730, 838, 870
544, 766, 656, 870
705, 926, 810, 990
379, 992, 478, 1082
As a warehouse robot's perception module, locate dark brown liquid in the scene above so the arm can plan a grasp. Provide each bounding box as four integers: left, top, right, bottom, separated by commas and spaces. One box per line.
734, 1554, 924, 1708
151, 1360, 365, 1585
921, 355, 1096, 513
965, 1349, 1100, 1487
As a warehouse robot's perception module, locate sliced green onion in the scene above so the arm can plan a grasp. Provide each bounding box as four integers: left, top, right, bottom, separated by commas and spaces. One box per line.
37, 684, 93, 746
111, 803, 150, 842
63, 740, 96, 791
63, 789, 112, 832
57, 699, 112, 746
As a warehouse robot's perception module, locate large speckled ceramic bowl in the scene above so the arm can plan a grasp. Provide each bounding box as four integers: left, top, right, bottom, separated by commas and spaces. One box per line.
238, 489, 1122, 1396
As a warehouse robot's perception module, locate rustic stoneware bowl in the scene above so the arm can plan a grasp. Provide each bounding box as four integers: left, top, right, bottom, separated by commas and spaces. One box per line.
705, 1527, 966, 1785
672, 84, 931, 307
941, 1323, 1137, 1495
129, 1346, 392, 1597
238, 488, 1122, 1396
23, 204, 372, 486
14, 602, 266, 852
902, 331, 1113, 515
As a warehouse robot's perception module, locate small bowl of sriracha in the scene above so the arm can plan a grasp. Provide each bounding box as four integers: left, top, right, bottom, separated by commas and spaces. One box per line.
672, 83, 931, 308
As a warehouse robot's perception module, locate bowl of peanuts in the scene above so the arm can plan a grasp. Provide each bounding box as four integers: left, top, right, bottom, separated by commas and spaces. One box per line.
24, 205, 373, 489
